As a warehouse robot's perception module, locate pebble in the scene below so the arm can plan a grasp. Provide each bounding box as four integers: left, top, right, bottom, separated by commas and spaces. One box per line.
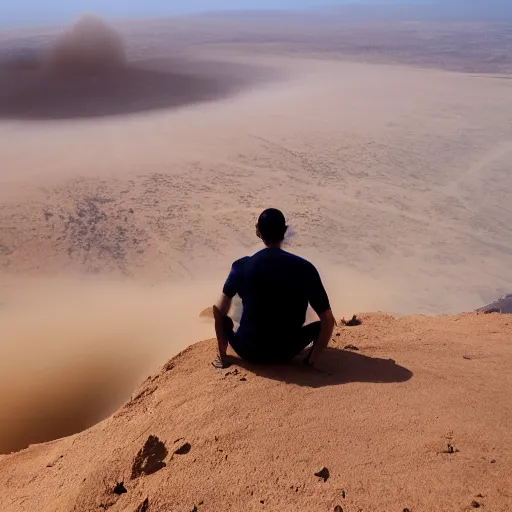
314, 467, 330, 482
174, 442, 192, 455
113, 482, 127, 495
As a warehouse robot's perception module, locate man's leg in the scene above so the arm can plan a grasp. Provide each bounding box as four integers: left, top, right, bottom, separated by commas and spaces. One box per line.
222, 315, 235, 343
219, 318, 322, 364
212, 311, 237, 369
301, 322, 321, 364
277, 321, 321, 363
221, 315, 250, 359
220, 315, 269, 365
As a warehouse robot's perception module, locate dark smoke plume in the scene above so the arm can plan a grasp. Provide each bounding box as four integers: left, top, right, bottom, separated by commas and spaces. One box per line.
43, 14, 126, 75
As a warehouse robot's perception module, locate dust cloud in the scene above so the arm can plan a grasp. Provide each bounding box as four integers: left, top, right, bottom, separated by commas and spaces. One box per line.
43, 14, 126, 74
0, 248, 405, 454
0, 276, 222, 454
0, 14, 278, 120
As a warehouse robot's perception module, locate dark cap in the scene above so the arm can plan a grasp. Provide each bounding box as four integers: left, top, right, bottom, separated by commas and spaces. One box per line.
257, 208, 287, 243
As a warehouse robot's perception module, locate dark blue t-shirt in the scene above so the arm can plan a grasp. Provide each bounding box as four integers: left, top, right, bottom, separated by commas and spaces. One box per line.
223, 248, 330, 348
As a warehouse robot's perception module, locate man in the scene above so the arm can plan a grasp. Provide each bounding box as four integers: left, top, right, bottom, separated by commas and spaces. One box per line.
212, 208, 335, 369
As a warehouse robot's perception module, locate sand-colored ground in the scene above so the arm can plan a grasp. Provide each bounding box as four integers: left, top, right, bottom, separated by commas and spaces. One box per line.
2, 50, 512, 310
0, 13, 512, 511
1, 313, 511, 512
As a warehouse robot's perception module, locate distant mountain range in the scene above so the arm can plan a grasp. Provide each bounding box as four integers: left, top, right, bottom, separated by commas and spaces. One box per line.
2, 0, 511, 28
326, 0, 512, 20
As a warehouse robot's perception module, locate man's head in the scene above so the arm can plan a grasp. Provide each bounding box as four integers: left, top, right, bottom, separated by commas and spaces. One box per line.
256, 208, 288, 246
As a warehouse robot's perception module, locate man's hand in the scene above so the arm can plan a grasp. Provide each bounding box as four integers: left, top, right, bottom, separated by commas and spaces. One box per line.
303, 355, 315, 368
212, 355, 232, 369
307, 309, 336, 366
302, 353, 325, 373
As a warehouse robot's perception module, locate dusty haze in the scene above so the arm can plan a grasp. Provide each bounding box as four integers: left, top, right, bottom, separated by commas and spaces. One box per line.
1, 11, 512, 455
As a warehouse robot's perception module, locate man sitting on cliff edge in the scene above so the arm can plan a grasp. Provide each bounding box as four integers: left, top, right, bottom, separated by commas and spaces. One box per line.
212, 208, 335, 369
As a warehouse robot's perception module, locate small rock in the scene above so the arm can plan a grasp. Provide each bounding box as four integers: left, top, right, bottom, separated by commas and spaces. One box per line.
314, 467, 330, 482
341, 490, 346, 499
46, 455, 63, 468
403, 509, 411, 512
260, 500, 265, 504
476, 494, 484, 498
174, 442, 192, 455
463, 355, 472, 360
113, 482, 127, 495
240, 377, 247, 382
335, 333, 341, 337
135, 498, 149, 512
334, 506, 344, 512
446, 444, 459, 454
191, 506, 198, 512
491, 459, 496, 463
199, 307, 214, 318
341, 315, 362, 327
344, 344, 360, 351
471, 501, 481, 508
163, 362, 175, 372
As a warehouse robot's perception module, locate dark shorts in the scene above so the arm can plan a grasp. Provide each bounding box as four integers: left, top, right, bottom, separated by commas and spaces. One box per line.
223, 316, 321, 364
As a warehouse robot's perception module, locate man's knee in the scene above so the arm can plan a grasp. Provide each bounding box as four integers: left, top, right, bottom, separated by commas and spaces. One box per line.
223, 315, 234, 334
304, 321, 321, 341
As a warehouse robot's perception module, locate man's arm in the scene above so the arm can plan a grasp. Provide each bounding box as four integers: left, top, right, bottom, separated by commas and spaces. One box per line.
307, 309, 336, 366
212, 258, 243, 368
213, 294, 232, 362
306, 264, 335, 366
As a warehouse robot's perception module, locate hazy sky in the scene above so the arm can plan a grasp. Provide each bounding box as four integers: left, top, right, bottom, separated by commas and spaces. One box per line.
2, 1, 507, 27
1, 0, 341, 25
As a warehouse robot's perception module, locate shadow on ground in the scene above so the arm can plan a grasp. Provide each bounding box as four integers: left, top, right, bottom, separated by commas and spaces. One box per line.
0, 56, 280, 120
232, 347, 413, 388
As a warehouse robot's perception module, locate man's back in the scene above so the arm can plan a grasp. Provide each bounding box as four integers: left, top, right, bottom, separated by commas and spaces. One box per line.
223, 248, 330, 347
212, 209, 335, 368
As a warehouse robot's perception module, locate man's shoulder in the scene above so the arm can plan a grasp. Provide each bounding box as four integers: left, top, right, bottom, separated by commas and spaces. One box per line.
280, 250, 317, 270
265, 250, 319, 278
231, 256, 250, 269
237, 249, 318, 274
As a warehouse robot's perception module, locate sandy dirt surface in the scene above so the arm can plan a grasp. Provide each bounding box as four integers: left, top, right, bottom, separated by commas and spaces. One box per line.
0, 13, 511, 509
1, 52, 511, 308
0, 313, 511, 512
